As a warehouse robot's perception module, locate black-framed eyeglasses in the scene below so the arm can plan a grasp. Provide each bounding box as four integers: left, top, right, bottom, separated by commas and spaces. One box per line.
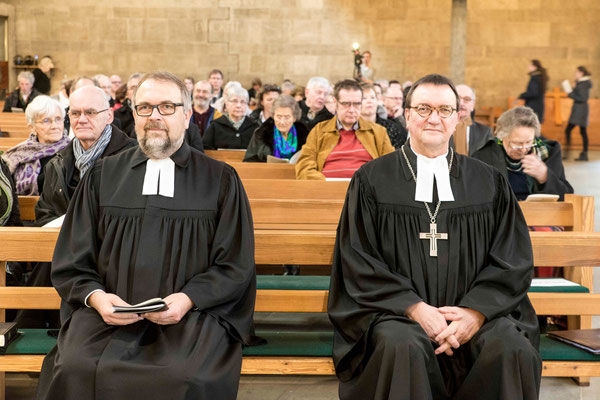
409, 104, 456, 119
134, 103, 184, 116
68, 108, 109, 120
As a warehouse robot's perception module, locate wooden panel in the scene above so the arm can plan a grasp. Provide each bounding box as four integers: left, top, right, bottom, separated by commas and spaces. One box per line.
243, 179, 349, 200
530, 232, 600, 266
255, 290, 328, 312
241, 357, 336, 375
542, 361, 600, 377
205, 150, 246, 162
0, 227, 59, 261
0, 287, 60, 309
530, 293, 600, 315
254, 230, 336, 265
519, 202, 574, 227
250, 199, 344, 226
228, 162, 296, 180
0, 355, 44, 372
17, 195, 37, 221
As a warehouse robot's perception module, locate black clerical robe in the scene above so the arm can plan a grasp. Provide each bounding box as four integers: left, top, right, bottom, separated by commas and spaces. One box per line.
36, 142, 256, 400
328, 144, 541, 400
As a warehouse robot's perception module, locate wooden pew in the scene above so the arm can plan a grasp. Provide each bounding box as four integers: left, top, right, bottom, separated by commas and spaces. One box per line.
0, 113, 29, 137
0, 228, 599, 381
0, 137, 26, 153
228, 162, 296, 179
205, 149, 246, 162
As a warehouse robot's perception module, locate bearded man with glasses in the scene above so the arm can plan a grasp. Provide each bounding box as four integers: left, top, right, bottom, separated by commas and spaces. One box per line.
328, 74, 541, 399
296, 79, 394, 180
36, 71, 256, 400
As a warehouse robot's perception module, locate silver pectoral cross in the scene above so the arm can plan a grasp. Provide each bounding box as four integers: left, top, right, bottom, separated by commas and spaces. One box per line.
419, 223, 448, 257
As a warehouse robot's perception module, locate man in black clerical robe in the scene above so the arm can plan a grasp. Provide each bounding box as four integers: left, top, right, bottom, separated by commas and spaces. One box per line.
328, 74, 541, 400
36, 72, 256, 400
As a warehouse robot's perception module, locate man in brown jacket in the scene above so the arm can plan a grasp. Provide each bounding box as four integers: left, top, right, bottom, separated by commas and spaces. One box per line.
296, 79, 395, 180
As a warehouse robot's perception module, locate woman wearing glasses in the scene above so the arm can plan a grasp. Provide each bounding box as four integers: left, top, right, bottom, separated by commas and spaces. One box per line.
243, 95, 309, 162
472, 106, 573, 201
202, 86, 259, 150
1, 96, 70, 195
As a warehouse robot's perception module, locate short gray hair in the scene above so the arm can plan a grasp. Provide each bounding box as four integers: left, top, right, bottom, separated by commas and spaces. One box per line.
25, 95, 65, 125
133, 71, 192, 114
456, 84, 476, 103
306, 77, 329, 91
495, 106, 541, 139
272, 94, 301, 121
18, 71, 34, 84
223, 85, 249, 104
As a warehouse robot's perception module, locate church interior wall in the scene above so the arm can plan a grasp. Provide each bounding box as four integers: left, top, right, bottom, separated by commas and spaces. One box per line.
4, 0, 599, 107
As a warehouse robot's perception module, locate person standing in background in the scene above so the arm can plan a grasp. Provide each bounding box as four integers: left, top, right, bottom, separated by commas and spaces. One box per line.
518, 60, 548, 124
360, 51, 375, 84
563, 66, 593, 161
33, 57, 54, 95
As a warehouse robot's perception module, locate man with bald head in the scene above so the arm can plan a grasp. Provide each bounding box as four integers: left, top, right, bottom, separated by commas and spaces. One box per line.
36, 85, 136, 226
455, 84, 493, 156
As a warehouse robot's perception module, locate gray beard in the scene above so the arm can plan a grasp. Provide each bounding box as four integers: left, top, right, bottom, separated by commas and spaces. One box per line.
139, 131, 185, 160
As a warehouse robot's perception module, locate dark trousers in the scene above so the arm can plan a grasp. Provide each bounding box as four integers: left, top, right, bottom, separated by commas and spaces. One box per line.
565, 123, 588, 152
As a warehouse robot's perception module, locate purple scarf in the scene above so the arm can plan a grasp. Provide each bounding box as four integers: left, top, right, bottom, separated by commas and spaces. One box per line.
1, 132, 70, 195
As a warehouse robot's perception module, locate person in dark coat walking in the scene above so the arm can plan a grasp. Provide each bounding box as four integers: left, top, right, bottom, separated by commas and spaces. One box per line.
518, 60, 548, 123
244, 95, 308, 162
564, 66, 593, 161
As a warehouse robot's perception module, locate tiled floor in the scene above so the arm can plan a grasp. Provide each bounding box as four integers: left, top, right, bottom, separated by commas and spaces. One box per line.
7, 151, 600, 399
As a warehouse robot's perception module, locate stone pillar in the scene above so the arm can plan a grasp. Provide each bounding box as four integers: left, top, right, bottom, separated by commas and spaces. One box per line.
449, 0, 467, 84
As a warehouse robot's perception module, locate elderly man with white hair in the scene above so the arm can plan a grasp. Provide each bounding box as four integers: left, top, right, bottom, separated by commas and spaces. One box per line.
35, 85, 136, 226
3, 71, 41, 112
453, 84, 493, 156
202, 85, 259, 149
299, 76, 334, 131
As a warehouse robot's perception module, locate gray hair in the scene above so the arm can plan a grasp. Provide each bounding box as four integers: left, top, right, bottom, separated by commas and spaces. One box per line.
306, 77, 329, 91
25, 95, 65, 125
281, 80, 295, 92
133, 71, 192, 114
271, 94, 301, 121
128, 72, 144, 84
495, 106, 541, 139
18, 71, 35, 84
456, 84, 476, 103
224, 85, 249, 104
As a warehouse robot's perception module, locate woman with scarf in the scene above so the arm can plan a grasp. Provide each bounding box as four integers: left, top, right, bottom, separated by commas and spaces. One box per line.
518, 59, 549, 124
244, 95, 308, 162
0, 158, 21, 226
1, 95, 69, 195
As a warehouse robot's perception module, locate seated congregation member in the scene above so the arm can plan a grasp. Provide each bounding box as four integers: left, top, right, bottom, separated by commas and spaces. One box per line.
360, 83, 407, 149
3, 71, 41, 112
0, 158, 21, 226
208, 68, 225, 104
35, 85, 136, 226
113, 72, 143, 136
36, 71, 256, 400
383, 83, 405, 128
328, 74, 541, 400
1, 96, 70, 195
244, 95, 308, 162
191, 80, 221, 137
454, 84, 493, 156
472, 106, 573, 201
247, 77, 262, 100
249, 84, 281, 123
202, 86, 259, 150
299, 77, 334, 131
295, 79, 394, 180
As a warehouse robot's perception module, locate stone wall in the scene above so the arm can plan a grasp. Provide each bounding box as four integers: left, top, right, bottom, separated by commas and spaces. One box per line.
4, 0, 599, 107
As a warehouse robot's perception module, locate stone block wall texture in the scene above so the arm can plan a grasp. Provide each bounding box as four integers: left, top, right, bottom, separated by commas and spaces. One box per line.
5, 0, 599, 107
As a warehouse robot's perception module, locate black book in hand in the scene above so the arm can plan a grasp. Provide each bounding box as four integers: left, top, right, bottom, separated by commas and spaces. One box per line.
113, 298, 168, 314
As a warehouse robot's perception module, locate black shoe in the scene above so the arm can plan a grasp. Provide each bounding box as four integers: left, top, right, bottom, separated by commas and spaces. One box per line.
575, 152, 588, 161
282, 265, 300, 275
